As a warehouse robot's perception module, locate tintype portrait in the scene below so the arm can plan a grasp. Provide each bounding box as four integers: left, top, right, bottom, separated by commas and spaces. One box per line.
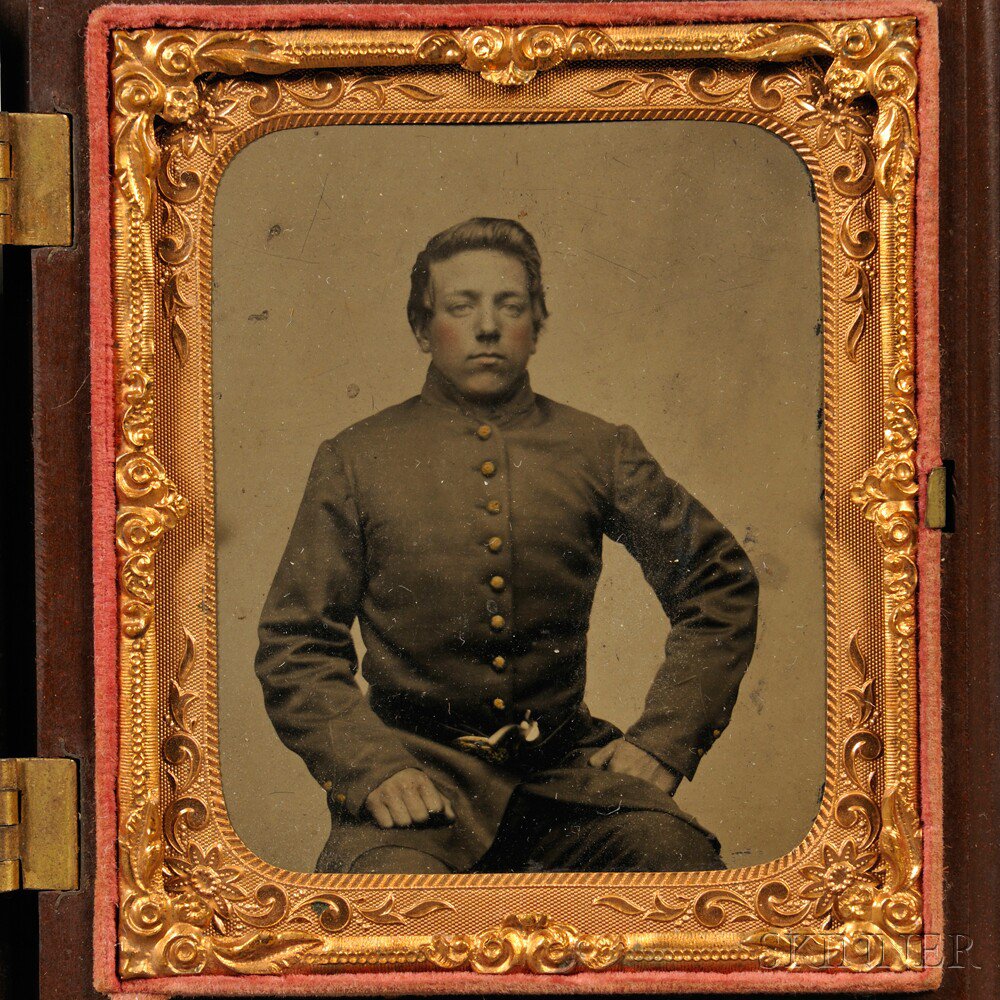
215, 122, 825, 879
254, 215, 758, 876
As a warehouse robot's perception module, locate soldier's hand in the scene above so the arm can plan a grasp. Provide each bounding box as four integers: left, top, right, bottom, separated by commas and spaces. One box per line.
365, 768, 456, 828
588, 738, 682, 795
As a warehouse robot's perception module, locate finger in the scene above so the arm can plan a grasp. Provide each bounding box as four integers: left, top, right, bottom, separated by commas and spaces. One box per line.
368, 798, 395, 829
609, 750, 651, 778
588, 744, 614, 768
402, 787, 430, 824
606, 749, 632, 773
441, 795, 456, 822
417, 780, 446, 815
384, 792, 412, 828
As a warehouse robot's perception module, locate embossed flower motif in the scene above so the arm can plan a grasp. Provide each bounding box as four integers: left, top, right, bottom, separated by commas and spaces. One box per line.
836, 879, 878, 921
794, 76, 872, 151
164, 843, 245, 928
171, 88, 237, 157
173, 890, 213, 929
163, 85, 200, 123
824, 64, 868, 102
800, 842, 879, 921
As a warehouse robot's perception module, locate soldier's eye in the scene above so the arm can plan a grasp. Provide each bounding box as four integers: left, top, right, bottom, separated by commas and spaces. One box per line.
446, 303, 473, 316
501, 304, 526, 317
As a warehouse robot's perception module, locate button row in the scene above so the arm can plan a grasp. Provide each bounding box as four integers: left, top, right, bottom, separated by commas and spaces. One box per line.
477, 425, 509, 686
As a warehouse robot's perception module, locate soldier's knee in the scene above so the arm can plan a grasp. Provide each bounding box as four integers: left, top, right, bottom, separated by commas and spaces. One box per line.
608, 811, 725, 872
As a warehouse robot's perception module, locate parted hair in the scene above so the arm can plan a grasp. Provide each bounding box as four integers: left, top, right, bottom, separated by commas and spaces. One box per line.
407, 218, 549, 335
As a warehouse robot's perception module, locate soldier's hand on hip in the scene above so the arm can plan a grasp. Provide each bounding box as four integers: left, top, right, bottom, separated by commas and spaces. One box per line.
588, 738, 682, 795
365, 768, 456, 828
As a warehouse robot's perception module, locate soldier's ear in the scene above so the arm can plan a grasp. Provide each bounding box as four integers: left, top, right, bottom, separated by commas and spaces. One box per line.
413, 326, 432, 354
413, 282, 435, 353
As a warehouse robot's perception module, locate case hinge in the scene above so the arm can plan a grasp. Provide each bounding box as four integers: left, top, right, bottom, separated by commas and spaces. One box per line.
0, 758, 78, 892
0, 112, 72, 246
925, 465, 952, 530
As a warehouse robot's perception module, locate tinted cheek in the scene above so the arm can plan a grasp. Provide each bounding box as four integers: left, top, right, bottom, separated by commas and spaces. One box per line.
504, 320, 537, 356
429, 318, 469, 352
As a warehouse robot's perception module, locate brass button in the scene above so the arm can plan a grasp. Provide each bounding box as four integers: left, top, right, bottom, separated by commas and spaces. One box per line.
492, 656, 507, 671
490, 614, 506, 630
477, 424, 492, 440
697, 748, 705, 757
490, 575, 506, 592
493, 698, 506, 710
712, 728, 721, 738
322, 780, 333, 791
487, 536, 504, 553
486, 499, 502, 515
480, 460, 497, 477
335, 793, 346, 804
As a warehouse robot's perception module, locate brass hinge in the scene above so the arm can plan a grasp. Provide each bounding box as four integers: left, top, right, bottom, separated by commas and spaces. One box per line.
925, 465, 952, 530
0, 112, 72, 246
0, 758, 78, 891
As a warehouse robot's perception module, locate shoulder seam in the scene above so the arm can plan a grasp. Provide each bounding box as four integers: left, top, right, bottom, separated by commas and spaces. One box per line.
325, 437, 364, 530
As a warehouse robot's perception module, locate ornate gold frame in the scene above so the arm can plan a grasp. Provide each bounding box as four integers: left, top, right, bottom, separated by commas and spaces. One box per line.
106, 15, 930, 985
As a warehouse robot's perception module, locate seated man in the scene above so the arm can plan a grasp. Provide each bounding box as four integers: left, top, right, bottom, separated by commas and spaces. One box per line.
255, 217, 758, 875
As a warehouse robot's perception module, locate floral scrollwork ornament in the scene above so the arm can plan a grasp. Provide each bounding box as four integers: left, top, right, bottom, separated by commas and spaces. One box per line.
743, 787, 923, 971
417, 25, 617, 84
428, 914, 626, 974
115, 450, 187, 638
120, 803, 335, 977
733, 18, 917, 201
112, 29, 297, 214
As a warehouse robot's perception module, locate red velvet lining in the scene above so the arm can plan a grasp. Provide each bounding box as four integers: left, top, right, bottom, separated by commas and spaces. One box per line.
88, 3, 941, 994
120, 966, 942, 995
87, 8, 120, 990
88, 0, 940, 30
911, 0, 944, 980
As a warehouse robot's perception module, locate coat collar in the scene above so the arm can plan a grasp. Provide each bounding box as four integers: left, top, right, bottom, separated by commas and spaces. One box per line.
420, 363, 537, 425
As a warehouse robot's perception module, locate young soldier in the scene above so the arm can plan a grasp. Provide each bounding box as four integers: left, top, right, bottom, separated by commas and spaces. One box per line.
255, 218, 758, 875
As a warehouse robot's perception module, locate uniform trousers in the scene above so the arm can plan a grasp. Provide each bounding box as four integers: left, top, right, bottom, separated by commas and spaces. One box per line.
348, 795, 725, 874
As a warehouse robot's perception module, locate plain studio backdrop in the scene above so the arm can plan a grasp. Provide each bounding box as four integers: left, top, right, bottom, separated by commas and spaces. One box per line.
213, 119, 825, 872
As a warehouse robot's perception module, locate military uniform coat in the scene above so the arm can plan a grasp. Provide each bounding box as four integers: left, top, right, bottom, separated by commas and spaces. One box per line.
255, 365, 759, 872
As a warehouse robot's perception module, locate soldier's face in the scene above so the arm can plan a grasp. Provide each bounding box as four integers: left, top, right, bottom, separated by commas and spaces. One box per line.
417, 250, 538, 403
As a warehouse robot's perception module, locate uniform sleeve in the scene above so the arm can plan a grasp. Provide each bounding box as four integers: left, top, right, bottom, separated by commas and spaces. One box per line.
255, 438, 421, 816
607, 425, 759, 781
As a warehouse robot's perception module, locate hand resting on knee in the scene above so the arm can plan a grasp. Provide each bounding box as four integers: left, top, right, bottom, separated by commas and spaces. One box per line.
588, 738, 682, 795
364, 768, 456, 828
